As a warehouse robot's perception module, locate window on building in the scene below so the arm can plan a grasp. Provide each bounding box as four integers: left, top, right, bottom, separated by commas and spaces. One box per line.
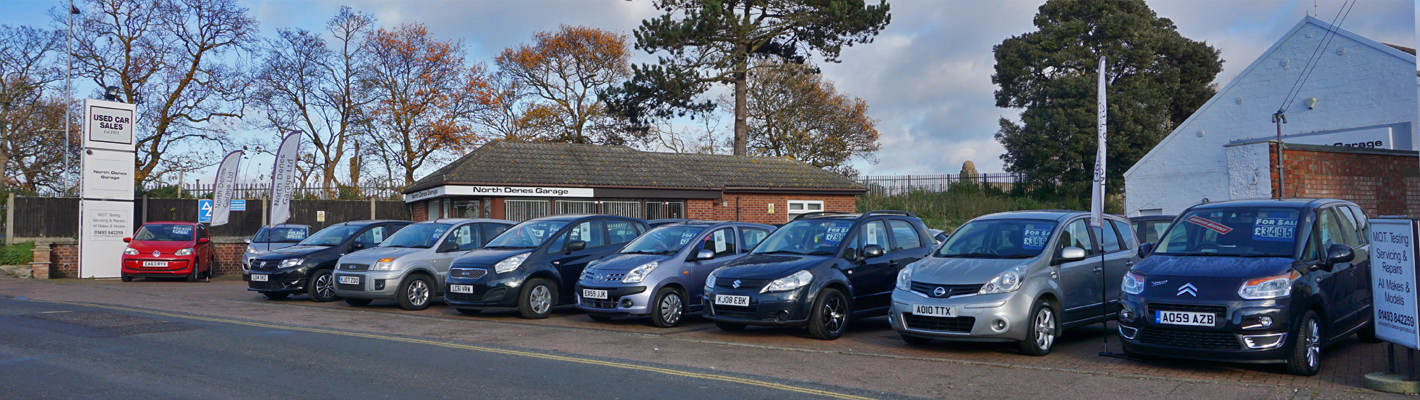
602, 200, 642, 219
453, 200, 482, 218
556, 200, 598, 215
645, 201, 685, 219
787, 200, 824, 222
505, 199, 551, 222
428, 200, 442, 221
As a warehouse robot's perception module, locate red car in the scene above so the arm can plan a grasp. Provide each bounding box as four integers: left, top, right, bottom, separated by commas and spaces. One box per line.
121, 221, 215, 282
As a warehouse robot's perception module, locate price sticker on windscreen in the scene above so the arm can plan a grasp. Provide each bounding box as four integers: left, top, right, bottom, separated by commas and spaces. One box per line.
714, 230, 727, 253
172, 226, 192, 236
1252, 215, 1297, 242
1023, 225, 1051, 250
825, 226, 849, 244
1186, 216, 1233, 234
679, 231, 696, 245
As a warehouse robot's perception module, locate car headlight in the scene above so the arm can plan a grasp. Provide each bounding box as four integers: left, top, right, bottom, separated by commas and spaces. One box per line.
245, 246, 259, 255
175, 248, 194, 256
979, 265, 1026, 294
623, 261, 659, 283
705, 268, 720, 290
761, 270, 813, 293
280, 258, 304, 268
494, 253, 530, 274
371, 258, 398, 271
1239, 271, 1299, 300
1122, 272, 1145, 295
896, 262, 916, 291
123, 247, 138, 256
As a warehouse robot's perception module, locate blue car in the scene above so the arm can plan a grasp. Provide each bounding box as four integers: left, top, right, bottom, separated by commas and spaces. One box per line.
576, 221, 776, 327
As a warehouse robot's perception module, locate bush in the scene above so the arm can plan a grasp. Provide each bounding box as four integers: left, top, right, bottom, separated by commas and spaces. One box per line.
857, 189, 1121, 233
0, 242, 35, 265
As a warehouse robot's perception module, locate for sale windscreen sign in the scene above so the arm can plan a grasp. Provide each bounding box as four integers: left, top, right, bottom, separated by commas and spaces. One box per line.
1372, 219, 1419, 349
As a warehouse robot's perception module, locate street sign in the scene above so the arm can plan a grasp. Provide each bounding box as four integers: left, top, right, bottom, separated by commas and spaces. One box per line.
1372, 218, 1419, 350
198, 200, 213, 223
231, 200, 246, 212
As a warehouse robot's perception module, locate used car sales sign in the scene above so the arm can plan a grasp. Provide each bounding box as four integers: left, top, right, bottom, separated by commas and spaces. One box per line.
1372, 218, 1420, 349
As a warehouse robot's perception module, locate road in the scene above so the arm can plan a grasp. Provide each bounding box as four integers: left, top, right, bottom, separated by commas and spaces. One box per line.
0, 276, 1405, 399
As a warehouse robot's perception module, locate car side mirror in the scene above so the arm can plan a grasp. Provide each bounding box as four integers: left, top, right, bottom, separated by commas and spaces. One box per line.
1054, 247, 1087, 265
862, 245, 885, 259
697, 249, 715, 260
350, 242, 365, 251
244, 239, 252, 244
1137, 242, 1154, 259
123, 237, 132, 243
439, 242, 458, 252
566, 240, 586, 253
1325, 244, 1354, 265
198, 238, 210, 244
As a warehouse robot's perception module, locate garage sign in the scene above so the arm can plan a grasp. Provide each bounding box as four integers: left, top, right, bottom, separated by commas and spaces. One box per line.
1372, 218, 1419, 350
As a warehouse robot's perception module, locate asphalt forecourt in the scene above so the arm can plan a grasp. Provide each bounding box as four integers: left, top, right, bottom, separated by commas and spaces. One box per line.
0, 277, 1400, 399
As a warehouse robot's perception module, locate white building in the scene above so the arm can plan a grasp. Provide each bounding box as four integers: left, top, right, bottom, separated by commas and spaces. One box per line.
1124, 16, 1418, 216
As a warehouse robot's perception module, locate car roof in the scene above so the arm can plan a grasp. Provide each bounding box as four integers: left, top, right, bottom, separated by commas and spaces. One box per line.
662, 220, 776, 229
1128, 215, 1176, 222
334, 219, 409, 226
428, 218, 515, 225
972, 210, 1129, 222
526, 214, 646, 223
797, 210, 918, 221
269, 224, 310, 228
1187, 198, 1352, 210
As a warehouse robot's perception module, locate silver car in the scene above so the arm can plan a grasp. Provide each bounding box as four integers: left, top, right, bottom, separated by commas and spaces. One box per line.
575, 221, 775, 327
889, 211, 1139, 355
241, 224, 310, 281
333, 218, 514, 310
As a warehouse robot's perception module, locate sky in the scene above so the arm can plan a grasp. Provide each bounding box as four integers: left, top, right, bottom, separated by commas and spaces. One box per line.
2, 0, 1415, 184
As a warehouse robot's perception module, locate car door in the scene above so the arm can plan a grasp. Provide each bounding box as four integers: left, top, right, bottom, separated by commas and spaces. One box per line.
884, 218, 930, 296
196, 224, 212, 267
431, 223, 481, 285
687, 226, 742, 304
1341, 205, 1373, 318
550, 219, 607, 298
843, 219, 895, 311
1055, 218, 1103, 323
1316, 207, 1362, 330
1100, 219, 1137, 315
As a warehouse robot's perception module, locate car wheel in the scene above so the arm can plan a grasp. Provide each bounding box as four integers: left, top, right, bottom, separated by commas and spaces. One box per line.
517, 278, 556, 319
1286, 310, 1324, 376
121, 276, 132, 282
1358, 320, 1383, 343
650, 287, 685, 328
307, 269, 337, 302
263, 292, 289, 300
1019, 299, 1058, 356
344, 298, 372, 307
186, 264, 199, 282
398, 275, 434, 311
456, 308, 482, 315
588, 314, 613, 322
807, 288, 849, 340
900, 333, 933, 345
714, 321, 747, 332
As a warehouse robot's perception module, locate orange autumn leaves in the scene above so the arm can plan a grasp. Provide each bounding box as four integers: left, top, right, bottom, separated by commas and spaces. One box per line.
495, 25, 633, 144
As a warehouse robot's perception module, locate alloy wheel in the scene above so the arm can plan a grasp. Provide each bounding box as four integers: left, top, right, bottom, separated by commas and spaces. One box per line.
315, 274, 334, 299
822, 296, 846, 334
660, 292, 683, 326
407, 279, 430, 306
1305, 319, 1321, 369
1034, 307, 1056, 351
530, 285, 552, 315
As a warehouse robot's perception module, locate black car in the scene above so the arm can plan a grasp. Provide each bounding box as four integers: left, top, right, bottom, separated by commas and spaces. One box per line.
1118, 199, 1378, 376
444, 214, 648, 319
702, 211, 934, 339
1129, 214, 1176, 246
247, 220, 411, 302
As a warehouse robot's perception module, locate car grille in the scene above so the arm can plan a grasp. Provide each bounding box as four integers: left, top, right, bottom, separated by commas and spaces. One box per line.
1138, 327, 1240, 350
910, 282, 983, 299
452, 269, 487, 279
249, 280, 288, 290
580, 298, 617, 309
903, 314, 975, 333
250, 260, 280, 272
716, 278, 768, 290
340, 263, 369, 271
446, 292, 479, 302
1148, 303, 1228, 320
712, 308, 757, 319
337, 283, 362, 291
582, 271, 626, 283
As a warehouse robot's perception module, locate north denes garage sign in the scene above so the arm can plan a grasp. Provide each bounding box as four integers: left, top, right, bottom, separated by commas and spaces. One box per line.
404, 185, 595, 202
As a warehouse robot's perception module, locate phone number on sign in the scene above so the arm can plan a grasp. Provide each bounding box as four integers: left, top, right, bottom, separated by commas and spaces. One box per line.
1378, 309, 1416, 328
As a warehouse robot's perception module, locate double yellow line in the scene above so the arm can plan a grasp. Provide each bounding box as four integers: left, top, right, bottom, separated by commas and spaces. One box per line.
43, 300, 875, 400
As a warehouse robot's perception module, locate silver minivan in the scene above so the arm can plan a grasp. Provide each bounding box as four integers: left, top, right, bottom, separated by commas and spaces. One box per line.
889, 211, 1139, 355
333, 218, 514, 310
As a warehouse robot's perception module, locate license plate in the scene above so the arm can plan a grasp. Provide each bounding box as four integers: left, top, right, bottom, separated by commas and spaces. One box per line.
912, 304, 956, 317
142, 261, 168, 267
715, 295, 750, 306
450, 284, 474, 294
1155, 310, 1216, 327
583, 289, 608, 300
251, 274, 268, 282
338, 275, 360, 285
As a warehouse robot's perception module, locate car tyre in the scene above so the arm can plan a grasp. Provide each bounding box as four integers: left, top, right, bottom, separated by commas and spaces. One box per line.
588, 314, 613, 322
517, 278, 556, 319
307, 269, 338, 302
263, 292, 289, 300
807, 288, 850, 340
456, 308, 481, 315
900, 333, 933, 346
1286, 310, 1324, 376
1358, 320, 1383, 343
398, 275, 434, 311
650, 287, 686, 328
714, 321, 746, 332
186, 264, 199, 282
1019, 299, 1058, 356
121, 276, 132, 282
344, 298, 372, 307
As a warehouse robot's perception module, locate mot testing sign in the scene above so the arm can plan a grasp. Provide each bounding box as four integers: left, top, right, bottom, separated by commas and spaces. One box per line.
1372, 218, 1419, 349
78, 99, 136, 278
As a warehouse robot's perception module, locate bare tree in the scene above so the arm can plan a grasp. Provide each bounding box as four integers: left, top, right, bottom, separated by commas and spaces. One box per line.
0, 24, 70, 193
64, 0, 258, 184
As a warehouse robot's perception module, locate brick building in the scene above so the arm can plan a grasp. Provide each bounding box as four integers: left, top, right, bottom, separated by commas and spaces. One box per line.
1125, 16, 1418, 216
404, 140, 866, 225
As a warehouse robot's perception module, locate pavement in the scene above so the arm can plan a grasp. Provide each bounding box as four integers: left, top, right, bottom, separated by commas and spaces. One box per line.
0, 275, 1409, 399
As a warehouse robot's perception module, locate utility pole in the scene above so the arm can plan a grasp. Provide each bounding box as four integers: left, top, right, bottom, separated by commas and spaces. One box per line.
65, 1, 77, 196
1272, 112, 1287, 198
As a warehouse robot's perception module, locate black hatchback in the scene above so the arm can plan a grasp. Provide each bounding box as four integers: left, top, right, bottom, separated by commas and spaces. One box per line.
1118, 199, 1378, 375
248, 220, 411, 302
702, 211, 933, 339
444, 214, 648, 319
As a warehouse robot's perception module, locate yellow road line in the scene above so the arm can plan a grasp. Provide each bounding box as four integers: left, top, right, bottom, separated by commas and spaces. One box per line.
42, 300, 875, 400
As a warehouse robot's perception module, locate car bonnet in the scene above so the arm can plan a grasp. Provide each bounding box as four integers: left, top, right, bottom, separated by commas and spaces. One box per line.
586, 253, 674, 273
1133, 255, 1295, 279
716, 254, 826, 280
339, 246, 424, 265
452, 248, 535, 268
911, 256, 1040, 285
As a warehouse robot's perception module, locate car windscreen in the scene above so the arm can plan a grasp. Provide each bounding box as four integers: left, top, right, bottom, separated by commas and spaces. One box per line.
484, 220, 570, 249
753, 219, 855, 255
253, 226, 307, 243
380, 223, 451, 249
937, 219, 1057, 258
621, 225, 707, 255
1155, 207, 1301, 257
134, 224, 195, 242
298, 225, 362, 247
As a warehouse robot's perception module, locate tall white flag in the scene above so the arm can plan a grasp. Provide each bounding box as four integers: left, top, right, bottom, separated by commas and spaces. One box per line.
269, 132, 301, 226
1090, 55, 1107, 229
211, 150, 242, 227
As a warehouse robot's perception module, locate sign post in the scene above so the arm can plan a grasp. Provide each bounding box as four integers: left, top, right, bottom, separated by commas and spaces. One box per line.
1366, 218, 1420, 394
78, 99, 136, 279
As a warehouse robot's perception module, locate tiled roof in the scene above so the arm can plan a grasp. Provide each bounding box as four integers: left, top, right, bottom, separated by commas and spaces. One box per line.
405, 140, 864, 193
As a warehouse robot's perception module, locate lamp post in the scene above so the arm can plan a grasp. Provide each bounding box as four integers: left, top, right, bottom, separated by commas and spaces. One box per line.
65, 1, 78, 196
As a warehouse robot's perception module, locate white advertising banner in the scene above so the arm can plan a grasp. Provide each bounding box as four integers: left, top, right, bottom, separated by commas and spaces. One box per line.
1089, 55, 1107, 229
403, 185, 596, 203
1371, 218, 1420, 349
80, 148, 135, 201
82, 99, 135, 151
268, 133, 300, 226
78, 200, 133, 278
211, 151, 242, 226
